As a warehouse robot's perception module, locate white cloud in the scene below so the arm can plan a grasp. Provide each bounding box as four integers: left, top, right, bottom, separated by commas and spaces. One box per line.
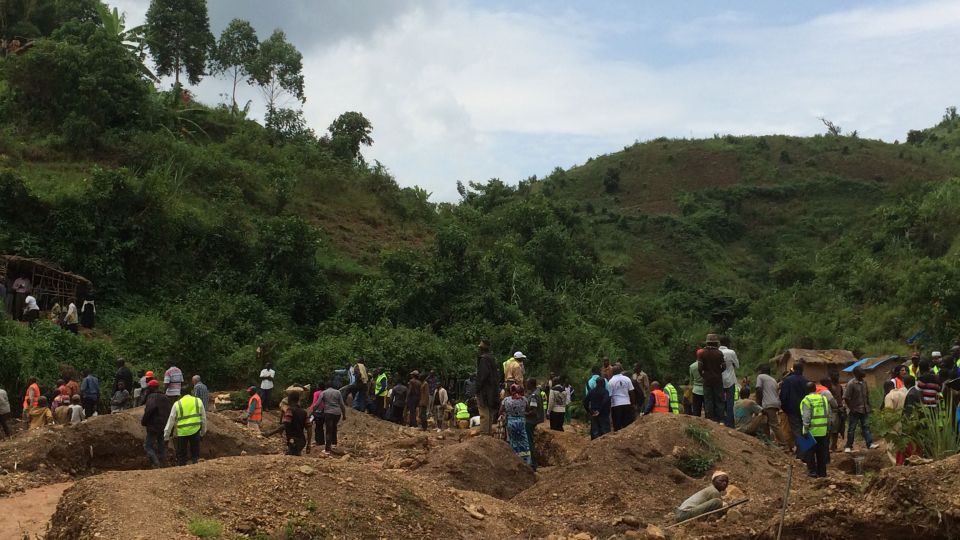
112, 0, 960, 201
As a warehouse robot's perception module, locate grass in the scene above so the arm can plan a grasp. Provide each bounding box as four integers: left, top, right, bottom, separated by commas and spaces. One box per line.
677, 423, 724, 478
187, 517, 223, 538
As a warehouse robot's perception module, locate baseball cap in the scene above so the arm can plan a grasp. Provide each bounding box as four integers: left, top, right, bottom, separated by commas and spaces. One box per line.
147, 379, 159, 388
514, 351, 526, 359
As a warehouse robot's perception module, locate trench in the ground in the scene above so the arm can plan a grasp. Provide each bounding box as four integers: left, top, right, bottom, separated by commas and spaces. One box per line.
0, 482, 73, 539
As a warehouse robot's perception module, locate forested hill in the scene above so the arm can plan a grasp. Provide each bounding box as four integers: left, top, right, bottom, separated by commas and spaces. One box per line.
2, 1, 960, 396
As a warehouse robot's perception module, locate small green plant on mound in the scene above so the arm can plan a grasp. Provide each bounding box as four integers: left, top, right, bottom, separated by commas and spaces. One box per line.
188, 517, 224, 538
677, 423, 724, 478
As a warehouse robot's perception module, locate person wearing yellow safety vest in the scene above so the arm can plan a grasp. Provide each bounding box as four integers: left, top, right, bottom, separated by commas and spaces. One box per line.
663, 377, 681, 415
454, 401, 470, 429
163, 392, 207, 466
374, 369, 389, 419
800, 382, 832, 478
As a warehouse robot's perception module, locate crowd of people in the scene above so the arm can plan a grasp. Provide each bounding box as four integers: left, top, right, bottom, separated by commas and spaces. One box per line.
1, 276, 96, 331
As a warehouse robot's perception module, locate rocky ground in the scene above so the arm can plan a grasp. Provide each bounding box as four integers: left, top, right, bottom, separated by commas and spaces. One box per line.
0, 406, 956, 539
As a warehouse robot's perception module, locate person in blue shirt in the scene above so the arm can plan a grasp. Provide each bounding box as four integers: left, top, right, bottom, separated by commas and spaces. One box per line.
80, 369, 101, 418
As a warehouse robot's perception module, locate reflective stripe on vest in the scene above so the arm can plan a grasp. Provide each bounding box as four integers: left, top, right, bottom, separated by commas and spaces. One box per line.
176, 395, 203, 437
23, 383, 40, 409
800, 394, 829, 437
248, 394, 262, 422
664, 384, 680, 414
652, 390, 669, 413
375, 374, 389, 396
455, 402, 469, 420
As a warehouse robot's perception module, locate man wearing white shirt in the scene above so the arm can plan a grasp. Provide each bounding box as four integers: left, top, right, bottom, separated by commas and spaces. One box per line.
259, 362, 276, 411
608, 364, 636, 431
719, 336, 740, 429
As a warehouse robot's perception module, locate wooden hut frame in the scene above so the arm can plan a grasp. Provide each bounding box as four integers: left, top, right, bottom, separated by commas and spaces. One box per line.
0, 255, 92, 311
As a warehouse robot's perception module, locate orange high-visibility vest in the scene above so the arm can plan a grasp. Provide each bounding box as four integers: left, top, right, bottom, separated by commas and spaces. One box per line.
651, 389, 669, 413
815, 384, 829, 394
23, 383, 40, 410
890, 378, 904, 390
248, 393, 262, 422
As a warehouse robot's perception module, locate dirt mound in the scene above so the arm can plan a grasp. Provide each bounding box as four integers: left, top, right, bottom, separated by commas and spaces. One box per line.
0, 407, 278, 474
766, 454, 960, 540
414, 435, 536, 499
46, 455, 558, 539
534, 426, 589, 467
832, 447, 892, 475
520, 414, 799, 537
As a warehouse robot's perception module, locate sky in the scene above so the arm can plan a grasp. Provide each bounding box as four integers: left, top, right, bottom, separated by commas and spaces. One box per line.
113, 0, 960, 201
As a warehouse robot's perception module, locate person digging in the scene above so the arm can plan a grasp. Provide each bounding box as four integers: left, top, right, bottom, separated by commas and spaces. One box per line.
675, 471, 729, 522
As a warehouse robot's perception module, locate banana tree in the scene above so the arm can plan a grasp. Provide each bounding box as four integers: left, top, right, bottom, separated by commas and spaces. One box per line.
98, 3, 159, 82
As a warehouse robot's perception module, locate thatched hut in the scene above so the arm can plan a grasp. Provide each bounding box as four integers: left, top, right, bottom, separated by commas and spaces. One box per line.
770, 348, 858, 384
0, 255, 92, 314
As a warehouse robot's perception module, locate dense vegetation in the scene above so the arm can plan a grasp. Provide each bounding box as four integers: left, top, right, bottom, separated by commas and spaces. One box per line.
1, 1, 960, 401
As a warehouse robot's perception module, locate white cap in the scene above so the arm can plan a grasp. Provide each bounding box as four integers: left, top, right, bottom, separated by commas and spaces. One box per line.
932, 351, 942, 357
513, 351, 526, 359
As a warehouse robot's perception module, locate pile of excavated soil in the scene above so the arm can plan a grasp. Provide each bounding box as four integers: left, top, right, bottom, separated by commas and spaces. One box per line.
764, 453, 960, 540
0, 407, 278, 475
46, 455, 559, 540
521, 414, 801, 537
414, 436, 536, 499
534, 425, 589, 467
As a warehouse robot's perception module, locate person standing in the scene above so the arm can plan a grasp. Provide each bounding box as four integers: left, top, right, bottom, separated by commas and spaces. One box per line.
142, 380, 171, 468
21, 376, 40, 421
64, 301, 79, 333
406, 371, 421, 428
754, 365, 784, 445
645, 382, 671, 414
11, 276, 30, 321
374, 368, 389, 418
801, 382, 831, 478
698, 334, 726, 423
631, 363, 650, 415
718, 336, 740, 428
475, 339, 501, 436
389, 378, 407, 425
351, 358, 369, 412
433, 381, 449, 430
825, 369, 846, 452
259, 362, 275, 411
245, 386, 262, 430
842, 366, 879, 452
80, 370, 100, 418
266, 393, 312, 456
164, 392, 207, 466
524, 378, 544, 468
547, 383, 568, 431
114, 358, 133, 396
163, 361, 184, 398
80, 297, 96, 329
0, 281, 6, 317
779, 362, 809, 454
664, 377, 682, 415
67, 395, 85, 424
585, 375, 612, 439
688, 358, 704, 417
191, 375, 210, 412
418, 372, 429, 430
0, 384, 10, 437
499, 384, 532, 467
504, 352, 526, 388
608, 365, 636, 431
316, 381, 346, 454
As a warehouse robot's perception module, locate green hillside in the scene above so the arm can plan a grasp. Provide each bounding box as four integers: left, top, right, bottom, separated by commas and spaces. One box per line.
2, 1, 960, 396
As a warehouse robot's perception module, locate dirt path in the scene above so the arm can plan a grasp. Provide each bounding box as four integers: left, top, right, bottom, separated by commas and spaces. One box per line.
0, 482, 73, 539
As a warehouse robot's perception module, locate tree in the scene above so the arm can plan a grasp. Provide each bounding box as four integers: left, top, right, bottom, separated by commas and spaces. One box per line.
144, 0, 213, 88
328, 111, 373, 160
210, 18, 258, 112
96, 3, 157, 82
247, 29, 304, 112
819, 117, 842, 136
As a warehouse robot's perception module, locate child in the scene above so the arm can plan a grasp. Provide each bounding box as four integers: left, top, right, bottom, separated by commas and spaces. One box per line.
68, 395, 86, 424
28, 396, 53, 429
110, 380, 132, 413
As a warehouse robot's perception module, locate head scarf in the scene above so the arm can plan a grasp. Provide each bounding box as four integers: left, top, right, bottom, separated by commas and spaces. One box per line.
509, 383, 523, 400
